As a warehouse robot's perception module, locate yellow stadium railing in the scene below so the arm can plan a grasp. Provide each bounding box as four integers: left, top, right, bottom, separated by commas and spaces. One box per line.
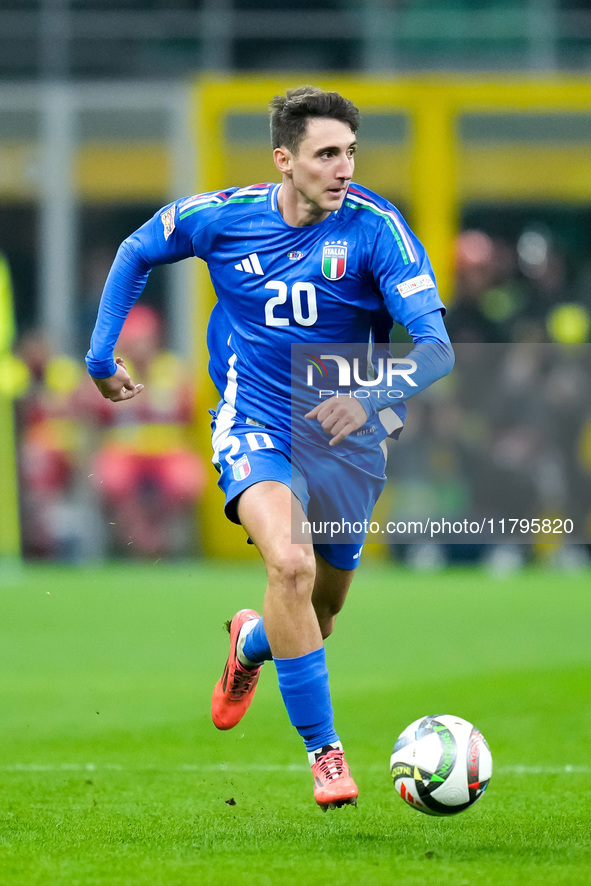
0, 254, 22, 563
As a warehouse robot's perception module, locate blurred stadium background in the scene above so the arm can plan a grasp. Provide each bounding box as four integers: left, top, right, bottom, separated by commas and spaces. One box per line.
1, 0, 591, 567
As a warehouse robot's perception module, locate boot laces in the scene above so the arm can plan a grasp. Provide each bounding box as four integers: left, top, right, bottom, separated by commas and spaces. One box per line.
314, 749, 346, 782
228, 662, 258, 700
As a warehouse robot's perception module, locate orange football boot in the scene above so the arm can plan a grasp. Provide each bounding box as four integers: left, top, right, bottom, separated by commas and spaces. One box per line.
211, 609, 262, 730
310, 745, 359, 811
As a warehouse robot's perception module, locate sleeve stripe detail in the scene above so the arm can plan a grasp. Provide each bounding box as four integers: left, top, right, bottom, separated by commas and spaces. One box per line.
226, 184, 269, 204
179, 200, 224, 220
231, 184, 270, 198
226, 196, 267, 205
345, 192, 418, 265
179, 193, 227, 219
180, 193, 226, 212
179, 186, 269, 219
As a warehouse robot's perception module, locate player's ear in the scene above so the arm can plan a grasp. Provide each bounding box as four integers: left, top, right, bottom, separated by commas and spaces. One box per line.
273, 146, 292, 175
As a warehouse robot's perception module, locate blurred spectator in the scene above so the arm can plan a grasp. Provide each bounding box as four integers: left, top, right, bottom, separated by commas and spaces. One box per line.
445, 229, 528, 343
90, 305, 206, 558
516, 227, 569, 342
386, 342, 591, 568
447, 226, 591, 346
389, 220, 591, 570
14, 329, 103, 559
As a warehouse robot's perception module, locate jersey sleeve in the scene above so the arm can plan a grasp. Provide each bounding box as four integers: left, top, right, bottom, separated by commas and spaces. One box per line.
366, 200, 446, 331
85, 194, 223, 378
358, 309, 454, 422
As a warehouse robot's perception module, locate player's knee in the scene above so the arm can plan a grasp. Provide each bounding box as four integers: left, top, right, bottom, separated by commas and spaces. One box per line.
266, 545, 316, 599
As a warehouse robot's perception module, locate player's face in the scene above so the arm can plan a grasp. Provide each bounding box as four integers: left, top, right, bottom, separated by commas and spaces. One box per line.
275, 117, 356, 226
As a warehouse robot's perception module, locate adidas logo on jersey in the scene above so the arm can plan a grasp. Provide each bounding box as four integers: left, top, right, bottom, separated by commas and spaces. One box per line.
234, 253, 264, 275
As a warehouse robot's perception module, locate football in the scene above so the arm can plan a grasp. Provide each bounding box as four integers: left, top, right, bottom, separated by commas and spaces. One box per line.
390, 714, 492, 816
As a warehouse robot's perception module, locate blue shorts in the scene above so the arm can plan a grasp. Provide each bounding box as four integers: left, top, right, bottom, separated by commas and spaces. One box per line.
210, 404, 387, 570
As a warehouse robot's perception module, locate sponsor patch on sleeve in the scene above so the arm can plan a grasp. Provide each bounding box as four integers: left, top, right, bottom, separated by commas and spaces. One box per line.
397, 274, 435, 298
160, 206, 176, 241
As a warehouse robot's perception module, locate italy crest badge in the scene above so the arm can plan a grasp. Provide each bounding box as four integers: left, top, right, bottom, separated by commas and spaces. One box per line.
322, 241, 347, 280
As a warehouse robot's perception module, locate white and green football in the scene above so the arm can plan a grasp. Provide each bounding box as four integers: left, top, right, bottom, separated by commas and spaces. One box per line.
390, 714, 492, 815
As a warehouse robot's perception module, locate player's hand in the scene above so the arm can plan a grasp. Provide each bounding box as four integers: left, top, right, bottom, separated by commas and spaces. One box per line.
91, 357, 144, 402
305, 396, 368, 446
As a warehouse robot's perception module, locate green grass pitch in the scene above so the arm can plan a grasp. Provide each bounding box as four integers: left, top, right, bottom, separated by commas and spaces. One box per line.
0, 558, 589, 885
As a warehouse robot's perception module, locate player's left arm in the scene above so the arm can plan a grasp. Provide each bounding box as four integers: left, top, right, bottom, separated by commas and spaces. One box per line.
307, 198, 454, 444
306, 310, 454, 445
355, 309, 454, 422
356, 202, 454, 418
305, 397, 369, 447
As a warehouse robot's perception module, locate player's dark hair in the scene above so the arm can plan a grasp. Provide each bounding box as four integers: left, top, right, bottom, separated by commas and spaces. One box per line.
269, 86, 360, 154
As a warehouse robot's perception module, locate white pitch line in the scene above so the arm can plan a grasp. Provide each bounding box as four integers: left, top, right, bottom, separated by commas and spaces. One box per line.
499, 764, 591, 775
0, 763, 589, 775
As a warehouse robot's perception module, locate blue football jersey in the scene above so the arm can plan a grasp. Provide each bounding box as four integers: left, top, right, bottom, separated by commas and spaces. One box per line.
86, 181, 446, 436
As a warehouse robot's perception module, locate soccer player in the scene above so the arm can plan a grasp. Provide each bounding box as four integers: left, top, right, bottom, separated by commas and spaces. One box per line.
86, 86, 454, 810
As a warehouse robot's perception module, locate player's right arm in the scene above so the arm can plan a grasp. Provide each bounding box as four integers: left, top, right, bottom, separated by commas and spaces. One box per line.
85, 196, 218, 397
91, 357, 144, 402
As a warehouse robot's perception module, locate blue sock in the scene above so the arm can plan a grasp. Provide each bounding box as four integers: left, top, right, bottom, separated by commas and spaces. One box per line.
242, 617, 273, 663
274, 647, 339, 752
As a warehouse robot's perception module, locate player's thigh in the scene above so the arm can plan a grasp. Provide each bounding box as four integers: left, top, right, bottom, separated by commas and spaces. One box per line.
302, 443, 387, 548
237, 480, 316, 585
212, 411, 297, 520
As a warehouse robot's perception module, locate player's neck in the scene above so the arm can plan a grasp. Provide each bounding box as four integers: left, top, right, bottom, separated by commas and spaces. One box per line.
277, 183, 330, 228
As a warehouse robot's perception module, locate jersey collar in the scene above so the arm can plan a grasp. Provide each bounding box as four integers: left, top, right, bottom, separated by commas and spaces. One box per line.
269, 183, 341, 231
